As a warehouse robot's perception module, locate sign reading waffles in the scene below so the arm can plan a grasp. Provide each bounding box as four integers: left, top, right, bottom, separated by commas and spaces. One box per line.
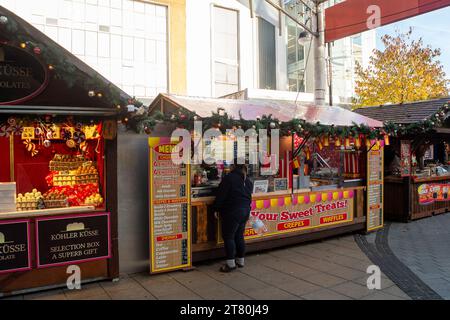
149, 137, 191, 274
219, 191, 354, 242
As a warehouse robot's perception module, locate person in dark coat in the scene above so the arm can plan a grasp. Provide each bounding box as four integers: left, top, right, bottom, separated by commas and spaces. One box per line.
213, 163, 253, 272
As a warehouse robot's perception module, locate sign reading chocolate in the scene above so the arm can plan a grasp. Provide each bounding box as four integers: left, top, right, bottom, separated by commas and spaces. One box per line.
0, 220, 31, 274
0, 44, 48, 105
219, 191, 355, 242
35, 212, 110, 268
149, 137, 191, 274
367, 146, 384, 231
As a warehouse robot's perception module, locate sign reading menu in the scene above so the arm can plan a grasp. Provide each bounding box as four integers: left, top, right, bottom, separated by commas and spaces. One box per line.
149, 137, 191, 274
36, 212, 110, 268
0, 220, 31, 274
367, 146, 384, 232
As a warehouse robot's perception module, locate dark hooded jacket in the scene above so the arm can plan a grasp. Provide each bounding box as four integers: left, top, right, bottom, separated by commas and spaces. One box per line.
213, 169, 253, 219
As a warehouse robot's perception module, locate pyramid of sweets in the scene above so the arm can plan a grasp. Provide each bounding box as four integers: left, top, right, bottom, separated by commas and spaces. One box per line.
49, 154, 87, 171
42, 190, 69, 208
53, 162, 98, 186
84, 193, 103, 206
74, 163, 99, 184
16, 189, 43, 211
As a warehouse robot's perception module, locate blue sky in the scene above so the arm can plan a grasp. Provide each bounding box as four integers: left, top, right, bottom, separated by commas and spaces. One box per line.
377, 7, 450, 79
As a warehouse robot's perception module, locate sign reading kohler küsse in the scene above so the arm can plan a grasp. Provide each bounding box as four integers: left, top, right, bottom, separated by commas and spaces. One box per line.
35, 213, 111, 268
0, 44, 48, 105
0, 220, 31, 274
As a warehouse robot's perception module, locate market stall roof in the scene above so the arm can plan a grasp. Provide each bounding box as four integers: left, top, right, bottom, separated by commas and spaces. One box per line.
354, 98, 450, 124
0, 5, 131, 116
149, 93, 383, 127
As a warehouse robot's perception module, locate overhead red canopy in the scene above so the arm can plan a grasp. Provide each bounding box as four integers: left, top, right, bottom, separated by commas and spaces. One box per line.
325, 0, 450, 43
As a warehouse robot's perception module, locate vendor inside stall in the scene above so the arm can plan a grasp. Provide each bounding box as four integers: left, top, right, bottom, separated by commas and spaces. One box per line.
143, 93, 384, 268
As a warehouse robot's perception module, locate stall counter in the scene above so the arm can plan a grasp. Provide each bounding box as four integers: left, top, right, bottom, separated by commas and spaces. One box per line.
385, 174, 450, 221
191, 186, 366, 262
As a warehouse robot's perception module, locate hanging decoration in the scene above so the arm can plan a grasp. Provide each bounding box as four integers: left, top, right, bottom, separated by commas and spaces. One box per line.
23, 139, 38, 157
0, 116, 104, 155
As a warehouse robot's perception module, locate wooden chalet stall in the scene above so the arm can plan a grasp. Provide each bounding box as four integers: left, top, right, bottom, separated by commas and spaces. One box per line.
146, 93, 384, 269
355, 98, 450, 222
0, 6, 129, 295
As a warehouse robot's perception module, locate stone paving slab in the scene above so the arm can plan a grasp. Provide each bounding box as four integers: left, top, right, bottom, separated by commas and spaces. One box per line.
388, 213, 450, 299
6, 234, 408, 300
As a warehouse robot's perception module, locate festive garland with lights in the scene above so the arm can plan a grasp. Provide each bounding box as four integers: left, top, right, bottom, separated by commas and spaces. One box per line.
124, 102, 450, 149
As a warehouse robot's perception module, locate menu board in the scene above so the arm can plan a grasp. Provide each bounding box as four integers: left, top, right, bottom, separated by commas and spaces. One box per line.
35, 212, 110, 268
366, 146, 384, 231
400, 140, 411, 177
149, 137, 191, 274
0, 220, 31, 274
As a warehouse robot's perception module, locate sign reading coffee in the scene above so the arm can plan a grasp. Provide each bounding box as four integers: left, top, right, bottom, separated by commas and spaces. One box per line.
0, 44, 47, 105
36, 212, 110, 268
0, 220, 31, 274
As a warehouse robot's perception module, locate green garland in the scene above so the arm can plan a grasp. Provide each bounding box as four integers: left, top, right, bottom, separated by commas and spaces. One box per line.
125, 102, 450, 140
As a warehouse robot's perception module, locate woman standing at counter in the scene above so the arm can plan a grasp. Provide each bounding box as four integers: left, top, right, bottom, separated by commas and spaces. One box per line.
213, 163, 253, 272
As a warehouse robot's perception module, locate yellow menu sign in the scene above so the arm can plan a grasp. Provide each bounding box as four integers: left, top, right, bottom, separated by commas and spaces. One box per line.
366, 145, 384, 232
148, 137, 191, 274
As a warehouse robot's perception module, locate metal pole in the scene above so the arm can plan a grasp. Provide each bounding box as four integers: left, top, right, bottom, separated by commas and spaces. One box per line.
313, 2, 326, 106
328, 43, 333, 106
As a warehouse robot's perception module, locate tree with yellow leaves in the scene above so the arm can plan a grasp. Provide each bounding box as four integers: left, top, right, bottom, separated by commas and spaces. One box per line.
353, 29, 449, 108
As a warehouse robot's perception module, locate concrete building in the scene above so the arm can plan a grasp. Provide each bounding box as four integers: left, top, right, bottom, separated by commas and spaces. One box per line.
0, 0, 187, 104
185, 0, 376, 104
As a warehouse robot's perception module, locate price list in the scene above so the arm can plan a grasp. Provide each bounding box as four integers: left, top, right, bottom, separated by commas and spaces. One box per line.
367, 147, 384, 231
149, 139, 191, 273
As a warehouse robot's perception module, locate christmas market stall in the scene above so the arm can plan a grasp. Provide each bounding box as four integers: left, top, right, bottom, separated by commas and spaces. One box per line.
355, 98, 450, 222
0, 6, 130, 295
137, 93, 385, 272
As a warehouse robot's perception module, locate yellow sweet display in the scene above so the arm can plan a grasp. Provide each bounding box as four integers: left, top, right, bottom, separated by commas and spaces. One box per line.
16, 189, 43, 211
53, 163, 99, 186
85, 193, 103, 206
49, 154, 87, 171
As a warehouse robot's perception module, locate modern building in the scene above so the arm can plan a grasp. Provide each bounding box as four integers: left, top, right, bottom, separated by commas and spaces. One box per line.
0, 0, 186, 104
186, 0, 376, 104
0, 0, 375, 105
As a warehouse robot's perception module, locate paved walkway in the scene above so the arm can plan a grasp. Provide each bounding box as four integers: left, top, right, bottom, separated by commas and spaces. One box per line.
388, 214, 450, 299
6, 235, 409, 300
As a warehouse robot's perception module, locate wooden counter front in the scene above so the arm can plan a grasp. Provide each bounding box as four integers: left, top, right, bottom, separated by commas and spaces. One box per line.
384, 175, 450, 221
190, 186, 366, 261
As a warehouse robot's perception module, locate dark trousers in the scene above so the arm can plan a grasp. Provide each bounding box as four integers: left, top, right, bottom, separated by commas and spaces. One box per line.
221, 210, 249, 260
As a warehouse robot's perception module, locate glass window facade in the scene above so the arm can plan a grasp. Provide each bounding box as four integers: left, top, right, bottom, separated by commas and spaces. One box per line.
0, 0, 169, 99
212, 6, 239, 97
